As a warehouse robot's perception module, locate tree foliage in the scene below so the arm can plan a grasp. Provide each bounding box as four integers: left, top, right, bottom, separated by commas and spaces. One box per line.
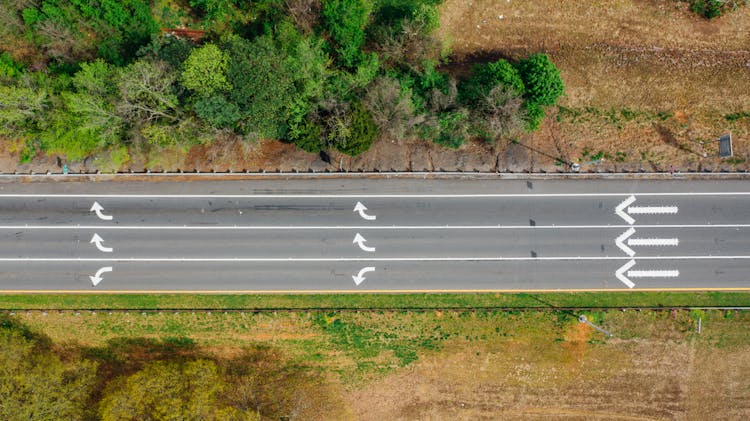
459, 59, 524, 105
0, 329, 96, 421
99, 359, 256, 421
322, 0, 373, 67
515, 53, 564, 107
181, 43, 231, 97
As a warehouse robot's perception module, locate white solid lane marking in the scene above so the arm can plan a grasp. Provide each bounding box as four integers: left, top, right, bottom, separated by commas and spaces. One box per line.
90, 202, 113, 221
353, 233, 376, 252
90, 233, 113, 253
352, 267, 375, 286
90, 266, 113, 286
353, 201, 376, 220
1, 224, 748, 230
0, 192, 749, 198
0, 256, 747, 262
615, 228, 636, 257
627, 238, 679, 246
628, 270, 680, 278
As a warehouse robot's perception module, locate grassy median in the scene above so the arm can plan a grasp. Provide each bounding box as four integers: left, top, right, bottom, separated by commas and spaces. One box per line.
0, 291, 748, 310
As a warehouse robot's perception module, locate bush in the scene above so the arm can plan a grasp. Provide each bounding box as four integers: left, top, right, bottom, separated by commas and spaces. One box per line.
432, 109, 469, 149
459, 59, 524, 106
364, 77, 418, 142
474, 84, 525, 141
332, 102, 378, 155
523, 102, 546, 132
515, 53, 564, 107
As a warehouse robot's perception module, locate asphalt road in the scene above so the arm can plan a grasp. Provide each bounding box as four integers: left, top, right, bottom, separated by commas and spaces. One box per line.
0, 177, 748, 292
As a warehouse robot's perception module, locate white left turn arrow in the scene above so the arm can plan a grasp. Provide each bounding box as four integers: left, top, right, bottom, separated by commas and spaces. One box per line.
353, 233, 376, 252
90, 202, 113, 221
353, 202, 376, 221
90, 266, 112, 286
90, 233, 113, 253
352, 267, 375, 286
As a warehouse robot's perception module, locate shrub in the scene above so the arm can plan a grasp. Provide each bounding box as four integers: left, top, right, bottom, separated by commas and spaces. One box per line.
364, 76, 418, 142
332, 102, 378, 155
523, 102, 546, 132
474, 84, 525, 141
515, 53, 564, 107
432, 109, 469, 149
459, 59, 524, 106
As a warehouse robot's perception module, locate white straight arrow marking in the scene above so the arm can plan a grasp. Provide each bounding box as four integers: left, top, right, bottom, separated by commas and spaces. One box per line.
628, 206, 679, 215
90, 201, 113, 220
90, 233, 113, 253
615, 228, 636, 257
352, 267, 375, 286
628, 269, 680, 278
353, 202, 376, 220
627, 238, 679, 247
89, 266, 113, 286
615, 259, 636, 288
353, 233, 376, 252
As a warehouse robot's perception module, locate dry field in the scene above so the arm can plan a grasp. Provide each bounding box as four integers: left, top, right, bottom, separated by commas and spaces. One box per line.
13, 308, 750, 419
437, 0, 750, 172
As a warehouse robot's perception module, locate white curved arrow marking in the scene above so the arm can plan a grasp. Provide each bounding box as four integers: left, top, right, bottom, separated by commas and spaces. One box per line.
353, 233, 376, 252
353, 202, 376, 221
90, 202, 113, 221
352, 267, 375, 286
90, 266, 112, 286
90, 233, 113, 253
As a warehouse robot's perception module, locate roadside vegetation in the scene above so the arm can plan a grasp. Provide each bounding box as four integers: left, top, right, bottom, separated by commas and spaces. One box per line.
3, 306, 750, 419
0, 0, 564, 165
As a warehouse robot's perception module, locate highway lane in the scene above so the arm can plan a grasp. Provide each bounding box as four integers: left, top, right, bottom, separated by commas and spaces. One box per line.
0, 178, 748, 291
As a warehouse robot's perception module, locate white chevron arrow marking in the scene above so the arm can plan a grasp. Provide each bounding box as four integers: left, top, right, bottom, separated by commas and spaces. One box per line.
615, 195, 678, 225
615, 259, 636, 288
615, 228, 636, 257
615, 195, 637, 224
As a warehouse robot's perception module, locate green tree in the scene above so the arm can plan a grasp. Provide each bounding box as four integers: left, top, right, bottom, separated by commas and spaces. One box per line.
515, 53, 564, 107
193, 95, 242, 129
322, 0, 373, 67
99, 359, 254, 421
0, 329, 96, 421
116, 59, 180, 125
181, 43, 231, 97
0, 85, 47, 135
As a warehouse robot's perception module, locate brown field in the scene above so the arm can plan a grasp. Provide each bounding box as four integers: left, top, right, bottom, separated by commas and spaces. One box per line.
437, 0, 750, 172
14, 309, 750, 419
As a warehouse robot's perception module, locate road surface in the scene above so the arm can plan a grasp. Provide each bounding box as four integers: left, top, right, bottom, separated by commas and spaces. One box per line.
0, 178, 748, 292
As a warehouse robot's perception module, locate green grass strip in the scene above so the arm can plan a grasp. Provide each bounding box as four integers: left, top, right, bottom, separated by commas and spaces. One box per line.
0, 292, 748, 310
